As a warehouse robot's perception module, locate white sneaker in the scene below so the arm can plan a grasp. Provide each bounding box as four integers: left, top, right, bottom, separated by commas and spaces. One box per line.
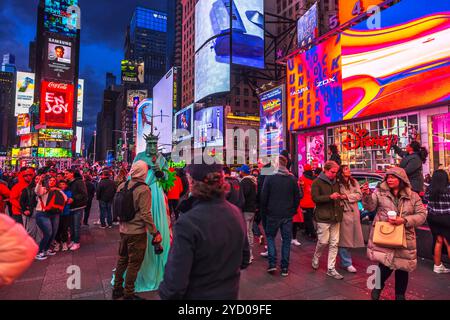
113, 222, 120, 226
35, 252, 48, 261
327, 269, 344, 280
346, 265, 357, 273
291, 239, 302, 247
260, 251, 268, 257
433, 264, 450, 274
62, 242, 69, 252
67, 241, 75, 249
70, 243, 81, 251
312, 257, 319, 270
46, 250, 57, 256
94, 220, 101, 225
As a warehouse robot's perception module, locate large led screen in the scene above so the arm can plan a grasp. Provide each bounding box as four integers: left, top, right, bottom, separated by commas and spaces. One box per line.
232, 0, 265, 69
342, 0, 450, 120
121, 60, 145, 84
297, 2, 319, 48
77, 79, 84, 122
339, 0, 384, 26
76, 126, 83, 154
39, 129, 73, 142
194, 106, 224, 149
260, 86, 284, 156
287, 34, 343, 131
127, 90, 148, 108
40, 81, 74, 129
153, 69, 175, 154
15, 72, 35, 116
174, 105, 194, 142
195, 38, 230, 102
44, 36, 75, 82
17, 114, 31, 136
38, 148, 72, 158
44, 0, 79, 37
195, 0, 228, 52
136, 99, 153, 155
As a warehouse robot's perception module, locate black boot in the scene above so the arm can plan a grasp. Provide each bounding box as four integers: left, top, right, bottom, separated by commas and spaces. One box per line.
395, 294, 406, 301
112, 288, 124, 300
371, 289, 382, 300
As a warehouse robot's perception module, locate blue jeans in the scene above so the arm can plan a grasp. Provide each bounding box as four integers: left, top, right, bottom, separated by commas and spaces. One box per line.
36, 211, 60, 253
265, 217, 293, 270
338, 247, 353, 268
71, 209, 83, 244
99, 201, 113, 227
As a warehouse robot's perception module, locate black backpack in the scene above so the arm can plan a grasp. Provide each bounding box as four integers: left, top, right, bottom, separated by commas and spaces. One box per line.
113, 181, 147, 222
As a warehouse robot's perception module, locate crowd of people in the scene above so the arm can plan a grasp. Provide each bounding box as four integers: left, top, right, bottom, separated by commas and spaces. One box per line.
0, 140, 449, 301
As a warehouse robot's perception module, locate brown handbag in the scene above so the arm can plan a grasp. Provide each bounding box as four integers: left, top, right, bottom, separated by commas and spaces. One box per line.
373, 202, 407, 248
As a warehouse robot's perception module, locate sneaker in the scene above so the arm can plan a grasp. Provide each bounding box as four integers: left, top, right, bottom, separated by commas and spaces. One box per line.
312, 257, 319, 270
107, 225, 113, 229
35, 252, 48, 261
327, 269, 344, 280
62, 242, 69, 252
113, 222, 120, 226
291, 239, 302, 247
46, 250, 57, 256
67, 241, 75, 249
70, 243, 81, 251
260, 251, 268, 258
100, 225, 107, 229
112, 288, 124, 300
433, 264, 450, 274
53, 242, 61, 252
267, 267, 277, 274
346, 265, 357, 273
249, 256, 254, 264
281, 269, 289, 277
94, 220, 101, 225
371, 289, 382, 300
123, 294, 146, 300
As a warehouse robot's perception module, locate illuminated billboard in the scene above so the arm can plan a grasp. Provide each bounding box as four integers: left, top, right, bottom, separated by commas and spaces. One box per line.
341, 0, 450, 120
127, 90, 148, 108
260, 86, 285, 156
17, 114, 31, 136
287, 34, 343, 131
38, 148, 72, 158
44, 0, 79, 37
40, 81, 74, 129
136, 99, 153, 155
195, 0, 228, 52
76, 126, 83, 154
15, 72, 35, 116
121, 60, 145, 83
77, 79, 84, 122
153, 68, 175, 153
174, 105, 194, 142
39, 129, 73, 142
338, 0, 384, 26
194, 106, 224, 149
20, 134, 39, 148
44, 36, 75, 82
297, 2, 319, 48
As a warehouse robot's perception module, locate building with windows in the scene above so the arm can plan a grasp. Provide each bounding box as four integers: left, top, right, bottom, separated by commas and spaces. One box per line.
0, 71, 16, 151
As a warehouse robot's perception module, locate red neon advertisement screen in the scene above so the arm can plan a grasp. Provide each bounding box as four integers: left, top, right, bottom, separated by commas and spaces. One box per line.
40, 81, 74, 129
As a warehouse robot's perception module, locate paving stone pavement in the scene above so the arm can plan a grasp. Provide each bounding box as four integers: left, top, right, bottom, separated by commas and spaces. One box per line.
1, 200, 449, 300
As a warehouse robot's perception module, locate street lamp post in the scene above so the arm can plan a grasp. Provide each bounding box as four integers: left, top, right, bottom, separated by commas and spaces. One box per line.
93, 130, 97, 163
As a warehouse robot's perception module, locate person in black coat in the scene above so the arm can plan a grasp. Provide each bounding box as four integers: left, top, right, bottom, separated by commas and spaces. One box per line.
83, 175, 96, 226
96, 170, 117, 228
393, 141, 428, 194
260, 155, 301, 276
159, 162, 249, 300
223, 166, 245, 210
328, 144, 342, 166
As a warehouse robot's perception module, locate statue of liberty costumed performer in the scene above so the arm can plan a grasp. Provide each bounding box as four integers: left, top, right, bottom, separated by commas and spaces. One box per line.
112, 133, 174, 292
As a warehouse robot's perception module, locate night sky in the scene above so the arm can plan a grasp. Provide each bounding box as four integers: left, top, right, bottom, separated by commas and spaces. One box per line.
0, 0, 168, 149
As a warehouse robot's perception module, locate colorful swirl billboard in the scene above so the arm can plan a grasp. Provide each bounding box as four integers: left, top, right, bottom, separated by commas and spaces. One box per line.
342, 0, 450, 120
287, 34, 343, 131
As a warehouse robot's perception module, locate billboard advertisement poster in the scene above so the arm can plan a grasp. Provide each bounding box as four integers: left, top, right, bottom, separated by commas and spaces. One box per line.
232, 0, 265, 69
153, 69, 175, 153
76, 126, 83, 154
342, 0, 450, 120
44, 36, 75, 81
77, 79, 84, 122
121, 60, 145, 83
259, 86, 284, 156
127, 90, 148, 108
136, 99, 153, 155
44, 0, 79, 37
15, 72, 35, 116
195, 37, 231, 102
194, 106, 224, 149
38, 148, 72, 158
297, 2, 319, 48
338, 0, 384, 26
195, 0, 229, 52
20, 134, 39, 148
17, 114, 32, 136
287, 34, 343, 131
40, 81, 74, 129
174, 104, 194, 142
39, 129, 73, 142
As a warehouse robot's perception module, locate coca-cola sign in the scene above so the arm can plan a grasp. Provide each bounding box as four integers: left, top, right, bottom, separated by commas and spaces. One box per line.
40, 81, 74, 129
340, 128, 398, 153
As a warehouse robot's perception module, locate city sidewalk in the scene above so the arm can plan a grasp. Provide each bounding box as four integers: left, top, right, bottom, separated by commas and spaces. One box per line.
1, 200, 449, 300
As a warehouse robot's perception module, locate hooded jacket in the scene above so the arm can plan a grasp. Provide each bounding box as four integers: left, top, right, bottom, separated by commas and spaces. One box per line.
260, 166, 301, 219
240, 175, 257, 213
10, 171, 31, 216
362, 167, 427, 272
0, 214, 38, 287
300, 171, 315, 209
117, 161, 158, 236
225, 176, 245, 210
393, 146, 424, 193
311, 172, 344, 224
68, 177, 88, 211
96, 177, 116, 203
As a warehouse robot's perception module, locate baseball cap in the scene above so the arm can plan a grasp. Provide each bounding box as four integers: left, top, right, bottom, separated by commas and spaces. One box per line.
236, 164, 251, 175
304, 164, 313, 171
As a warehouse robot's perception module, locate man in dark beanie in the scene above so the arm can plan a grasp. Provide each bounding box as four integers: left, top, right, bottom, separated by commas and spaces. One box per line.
159, 161, 250, 300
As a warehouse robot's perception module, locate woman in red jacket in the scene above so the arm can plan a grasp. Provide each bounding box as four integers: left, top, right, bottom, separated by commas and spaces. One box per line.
299, 165, 317, 240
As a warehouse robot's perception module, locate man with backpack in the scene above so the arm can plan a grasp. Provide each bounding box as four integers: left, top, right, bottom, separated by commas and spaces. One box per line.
112, 161, 162, 300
